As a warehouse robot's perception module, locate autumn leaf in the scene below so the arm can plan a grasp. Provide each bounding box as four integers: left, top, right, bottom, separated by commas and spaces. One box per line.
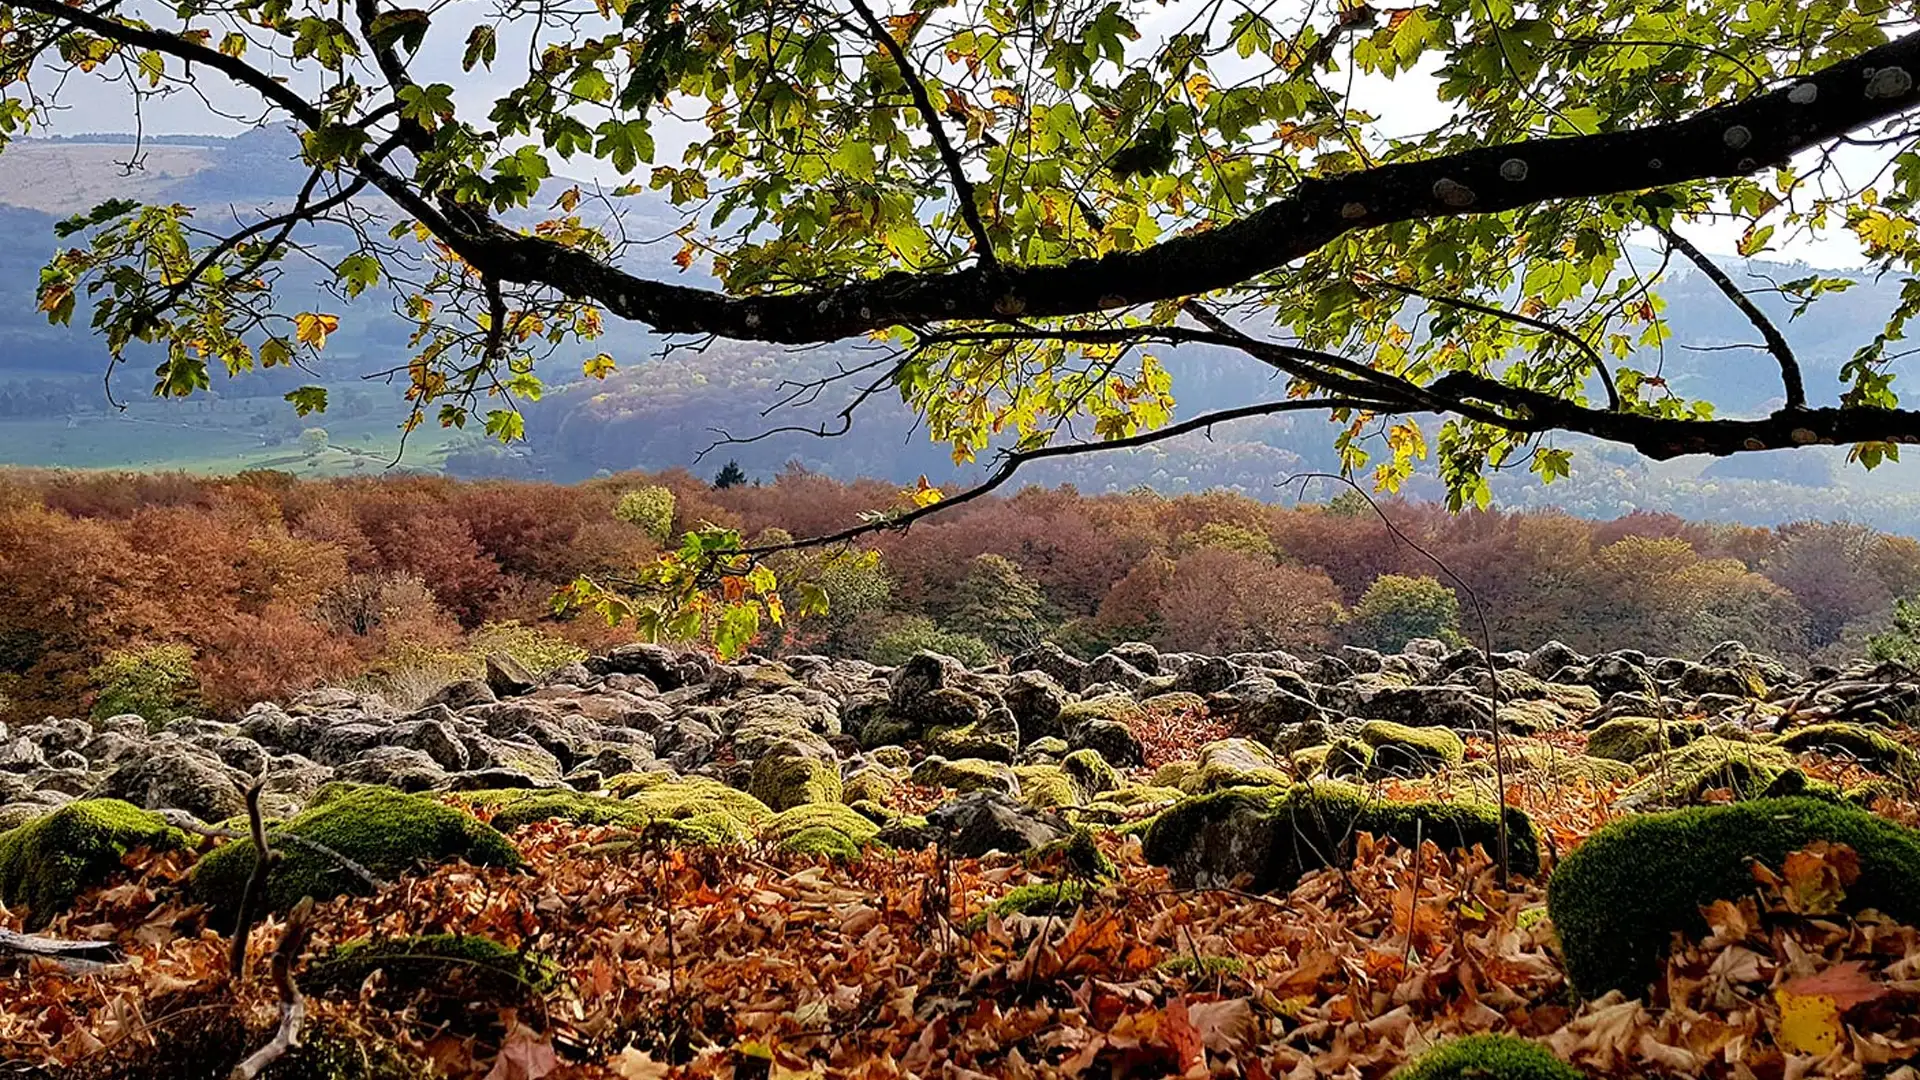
293, 312, 339, 350
1773, 962, 1886, 1056
584, 353, 618, 379
484, 1023, 557, 1080
609, 1048, 672, 1079
1779, 842, 1862, 915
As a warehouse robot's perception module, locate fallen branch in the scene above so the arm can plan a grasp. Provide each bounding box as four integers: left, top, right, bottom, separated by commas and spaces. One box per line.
228, 896, 314, 1080
0, 928, 122, 968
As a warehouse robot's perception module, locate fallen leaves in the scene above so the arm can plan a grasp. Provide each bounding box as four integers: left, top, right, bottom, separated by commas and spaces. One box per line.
5, 785, 1920, 1079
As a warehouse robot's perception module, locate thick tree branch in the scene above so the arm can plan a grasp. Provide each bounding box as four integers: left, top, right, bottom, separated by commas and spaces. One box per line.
1655, 223, 1806, 409
844, 0, 997, 271
22, 0, 1920, 348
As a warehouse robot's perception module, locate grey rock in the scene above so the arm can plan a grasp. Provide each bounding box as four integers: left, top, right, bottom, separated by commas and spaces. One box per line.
103, 748, 246, 822
1009, 641, 1088, 692
381, 719, 471, 771
423, 678, 496, 711
485, 652, 538, 698
0, 736, 45, 773
926, 790, 1070, 858
334, 746, 446, 792
1070, 717, 1143, 768
1004, 670, 1068, 743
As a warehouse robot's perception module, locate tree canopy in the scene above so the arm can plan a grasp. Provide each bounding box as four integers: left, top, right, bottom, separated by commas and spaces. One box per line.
8, 0, 1920, 650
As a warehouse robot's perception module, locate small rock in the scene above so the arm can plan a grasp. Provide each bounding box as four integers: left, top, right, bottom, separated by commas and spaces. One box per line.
927, 789, 1070, 858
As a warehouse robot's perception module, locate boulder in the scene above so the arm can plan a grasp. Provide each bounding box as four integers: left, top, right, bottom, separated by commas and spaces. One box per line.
484, 652, 538, 698
926, 705, 1021, 764
586, 643, 708, 690
102, 747, 246, 822
1009, 642, 1088, 691
381, 719, 471, 772
1361, 685, 1493, 731
926, 790, 1071, 858
1069, 717, 1143, 769
0, 799, 184, 927
911, 756, 1019, 795
334, 746, 447, 792
1003, 671, 1067, 743
1183, 738, 1288, 793
424, 678, 496, 711
748, 753, 843, 811
0, 736, 45, 773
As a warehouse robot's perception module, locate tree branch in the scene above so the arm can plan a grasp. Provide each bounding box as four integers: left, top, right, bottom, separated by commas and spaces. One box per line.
740, 395, 1395, 555
1655, 223, 1806, 409
228, 897, 313, 1080
22, 0, 1920, 346
844, 0, 997, 271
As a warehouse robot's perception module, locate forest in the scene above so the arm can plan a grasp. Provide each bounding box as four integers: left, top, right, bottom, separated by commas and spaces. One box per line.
2, 465, 1916, 725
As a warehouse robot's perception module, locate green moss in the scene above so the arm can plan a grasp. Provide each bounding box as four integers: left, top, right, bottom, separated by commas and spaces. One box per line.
486, 779, 772, 845
1059, 694, 1146, 728
1779, 723, 1920, 779
1846, 778, 1914, 807
0, 799, 184, 926
1392, 1035, 1582, 1080
1585, 716, 1705, 763
748, 754, 843, 811
911, 756, 1018, 794
1152, 761, 1198, 790
1185, 739, 1289, 793
925, 719, 1018, 763
1062, 749, 1121, 796
1014, 765, 1082, 808
307, 934, 555, 1003
1157, 954, 1247, 979
1142, 781, 1539, 892
763, 802, 881, 859
1359, 721, 1465, 778
966, 879, 1090, 930
1506, 741, 1636, 786
841, 767, 902, 806
1495, 699, 1572, 736
1031, 826, 1118, 880
1618, 735, 1796, 807
1547, 797, 1920, 998
1324, 738, 1373, 779
190, 787, 521, 915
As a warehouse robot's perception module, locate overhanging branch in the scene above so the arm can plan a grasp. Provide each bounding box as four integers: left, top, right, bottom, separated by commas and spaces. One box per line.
1655, 222, 1807, 409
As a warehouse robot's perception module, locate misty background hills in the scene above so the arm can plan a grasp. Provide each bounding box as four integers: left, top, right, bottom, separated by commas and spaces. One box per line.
3, 128, 1920, 529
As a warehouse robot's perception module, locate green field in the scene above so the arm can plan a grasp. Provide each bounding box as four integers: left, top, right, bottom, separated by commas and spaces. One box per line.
0, 396, 462, 476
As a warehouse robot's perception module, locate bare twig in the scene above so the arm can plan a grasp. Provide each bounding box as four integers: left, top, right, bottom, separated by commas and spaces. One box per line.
228, 780, 277, 979
1655, 223, 1806, 409
845, 0, 998, 270
228, 896, 314, 1080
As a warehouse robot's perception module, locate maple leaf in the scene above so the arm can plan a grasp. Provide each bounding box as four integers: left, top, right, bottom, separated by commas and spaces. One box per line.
1780, 843, 1861, 915
1160, 998, 1205, 1074
485, 1023, 557, 1080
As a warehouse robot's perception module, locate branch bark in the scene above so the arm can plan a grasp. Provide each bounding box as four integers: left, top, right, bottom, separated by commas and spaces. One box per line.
228, 896, 313, 1080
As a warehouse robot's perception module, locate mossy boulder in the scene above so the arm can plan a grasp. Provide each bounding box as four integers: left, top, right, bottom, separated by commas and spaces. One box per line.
307, 933, 554, 1005
1153, 760, 1198, 790
1013, 765, 1081, 809
763, 802, 881, 859
1585, 716, 1705, 763
1358, 721, 1465, 778
841, 766, 902, 806
1617, 734, 1796, 807
1324, 738, 1374, 779
911, 756, 1019, 795
1184, 739, 1288, 793
486, 778, 771, 844
0, 799, 184, 926
1506, 741, 1636, 786
1392, 1035, 1582, 1080
1080, 784, 1186, 824
1061, 748, 1121, 796
1547, 797, 1920, 997
1142, 780, 1537, 892
925, 707, 1021, 764
1495, 699, 1574, 736
976, 879, 1089, 926
1059, 694, 1146, 729
1779, 722, 1920, 779
748, 754, 843, 811
191, 786, 520, 916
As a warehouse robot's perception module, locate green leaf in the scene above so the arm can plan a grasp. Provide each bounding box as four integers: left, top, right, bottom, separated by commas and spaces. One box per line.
284, 385, 329, 416
483, 409, 525, 441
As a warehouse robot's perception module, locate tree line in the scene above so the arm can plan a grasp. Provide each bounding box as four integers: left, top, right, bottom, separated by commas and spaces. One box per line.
0, 464, 1913, 722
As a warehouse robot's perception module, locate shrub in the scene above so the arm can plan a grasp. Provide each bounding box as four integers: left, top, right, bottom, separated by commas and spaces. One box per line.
0, 799, 184, 927
867, 616, 993, 668
1347, 575, 1463, 653
190, 785, 522, 916
1547, 797, 1920, 997
1392, 1035, 1582, 1080
89, 644, 198, 723
613, 485, 677, 543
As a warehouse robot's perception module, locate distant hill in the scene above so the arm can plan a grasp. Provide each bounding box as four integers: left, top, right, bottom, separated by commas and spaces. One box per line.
5, 129, 1920, 530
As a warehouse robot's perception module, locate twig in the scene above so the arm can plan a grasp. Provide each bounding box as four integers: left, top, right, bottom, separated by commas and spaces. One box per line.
159, 810, 388, 892
1655, 223, 1806, 409
1285, 472, 1515, 887
1402, 818, 1424, 972
844, 0, 998, 270
229, 897, 314, 1080
228, 781, 277, 979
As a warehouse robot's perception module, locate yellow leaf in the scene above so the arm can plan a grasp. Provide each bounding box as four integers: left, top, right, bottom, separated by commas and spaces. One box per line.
905, 475, 943, 508
1774, 987, 1842, 1056
583, 353, 617, 379
294, 312, 339, 350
